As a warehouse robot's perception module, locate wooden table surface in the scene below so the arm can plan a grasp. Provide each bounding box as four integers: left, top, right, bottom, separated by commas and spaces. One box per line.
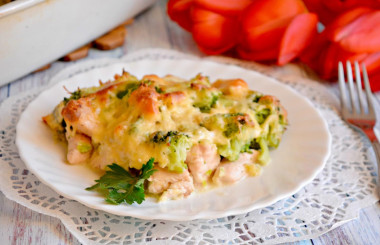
1, 1, 379, 244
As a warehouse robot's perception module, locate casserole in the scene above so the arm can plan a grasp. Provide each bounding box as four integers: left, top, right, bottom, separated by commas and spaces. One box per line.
0, 0, 157, 86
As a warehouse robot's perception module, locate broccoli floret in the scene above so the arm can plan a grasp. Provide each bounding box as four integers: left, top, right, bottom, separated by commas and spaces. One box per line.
251, 95, 287, 148
202, 113, 251, 137
190, 74, 221, 113
155, 86, 164, 94
202, 113, 257, 161
193, 89, 221, 113
277, 105, 288, 126
151, 131, 180, 143
267, 132, 280, 148
246, 90, 263, 103
255, 108, 270, 124
63, 85, 107, 105
218, 138, 250, 161
224, 121, 240, 138
167, 134, 191, 172
256, 138, 270, 165
258, 113, 286, 149
190, 73, 211, 86
150, 131, 192, 172
266, 119, 286, 148
63, 90, 82, 104
116, 82, 140, 99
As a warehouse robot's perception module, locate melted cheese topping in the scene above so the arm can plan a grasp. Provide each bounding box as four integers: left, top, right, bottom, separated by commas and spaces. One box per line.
43, 71, 288, 173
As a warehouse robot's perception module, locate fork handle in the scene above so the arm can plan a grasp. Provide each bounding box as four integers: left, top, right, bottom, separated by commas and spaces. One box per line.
373, 141, 380, 166
371, 140, 380, 197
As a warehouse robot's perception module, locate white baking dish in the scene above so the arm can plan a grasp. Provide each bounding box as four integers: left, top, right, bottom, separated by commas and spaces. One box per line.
0, 0, 157, 86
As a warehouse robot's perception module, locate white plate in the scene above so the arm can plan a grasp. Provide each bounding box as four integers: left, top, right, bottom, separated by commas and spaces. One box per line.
16, 59, 331, 221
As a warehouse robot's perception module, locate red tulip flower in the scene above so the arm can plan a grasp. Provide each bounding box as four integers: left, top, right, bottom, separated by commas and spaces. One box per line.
303, 0, 380, 25
167, 0, 318, 65
301, 7, 380, 91
168, 0, 380, 91
237, 0, 318, 65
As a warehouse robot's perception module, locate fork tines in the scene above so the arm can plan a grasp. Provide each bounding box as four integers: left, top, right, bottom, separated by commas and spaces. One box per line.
338, 61, 375, 117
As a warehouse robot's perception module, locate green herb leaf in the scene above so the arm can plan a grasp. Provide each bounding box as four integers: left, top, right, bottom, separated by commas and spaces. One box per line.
86, 158, 156, 205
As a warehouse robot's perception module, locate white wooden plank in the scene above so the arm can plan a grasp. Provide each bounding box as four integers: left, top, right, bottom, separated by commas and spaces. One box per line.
0, 191, 80, 245
124, 1, 172, 52
288, 240, 313, 245
162, 14, 203, 55
312, 202, 380, 245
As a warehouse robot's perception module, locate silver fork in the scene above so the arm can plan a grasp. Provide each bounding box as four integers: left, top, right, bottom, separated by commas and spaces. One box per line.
338, 61, 380, 196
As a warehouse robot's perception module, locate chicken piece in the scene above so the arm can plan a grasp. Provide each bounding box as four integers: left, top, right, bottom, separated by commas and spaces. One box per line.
66, 133, 92, 164
213, 152, 259, 185
89, 144, 117, 170
147, 167, 194, 201
128, 83, 160, 118
61, 97, 100, 137
212, 78, 249, 97
186, 143, 220, 186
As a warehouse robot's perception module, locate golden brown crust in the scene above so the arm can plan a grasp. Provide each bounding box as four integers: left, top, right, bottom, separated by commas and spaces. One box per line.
61, 97, 99, 136
162, 91, 186, 106
190, 82, 208, 91
142, 74, 169, 86
128, 84, 160, 117
62, 99, 84, 123
90, 82, 124, 104
258, 95, 279, 105
212, 78, 249, 97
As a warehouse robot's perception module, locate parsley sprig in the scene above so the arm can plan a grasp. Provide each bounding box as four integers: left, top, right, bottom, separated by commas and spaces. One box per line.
86, 158, 156, 205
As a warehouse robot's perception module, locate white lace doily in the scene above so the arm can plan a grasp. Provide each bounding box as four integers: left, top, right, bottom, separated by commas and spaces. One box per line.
0, 49, 379, 244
